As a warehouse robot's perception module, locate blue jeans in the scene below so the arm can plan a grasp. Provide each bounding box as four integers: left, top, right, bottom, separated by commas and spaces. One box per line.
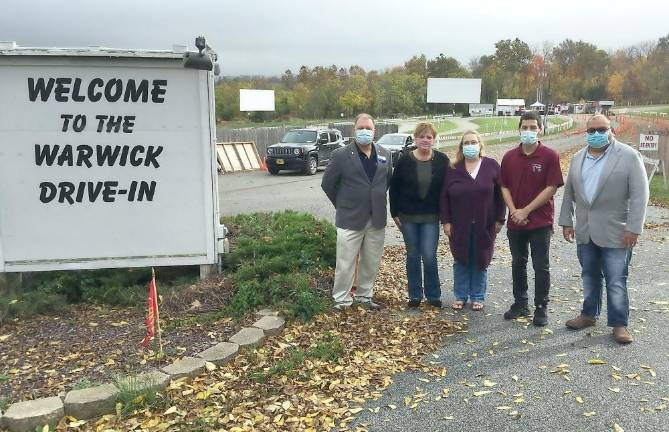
400, 222, 441, 302
453, 228, 488, 302
577, 241, 633, 327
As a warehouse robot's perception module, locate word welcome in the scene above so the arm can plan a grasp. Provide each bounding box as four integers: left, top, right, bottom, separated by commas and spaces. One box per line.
28, 78, 167, 103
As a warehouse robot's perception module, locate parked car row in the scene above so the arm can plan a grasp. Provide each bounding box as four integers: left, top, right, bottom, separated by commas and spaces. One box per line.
265, 130, 414, 176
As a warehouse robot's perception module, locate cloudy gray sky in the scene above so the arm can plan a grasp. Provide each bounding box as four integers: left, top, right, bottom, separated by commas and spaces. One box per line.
1, 0, 667, 76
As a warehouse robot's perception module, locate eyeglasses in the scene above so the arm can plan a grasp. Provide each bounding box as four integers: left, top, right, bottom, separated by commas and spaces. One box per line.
462, 141, 479, 145
586, 127, 609, 134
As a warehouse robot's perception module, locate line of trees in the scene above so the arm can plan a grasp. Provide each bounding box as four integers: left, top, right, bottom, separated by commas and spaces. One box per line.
215, 34, 669, 122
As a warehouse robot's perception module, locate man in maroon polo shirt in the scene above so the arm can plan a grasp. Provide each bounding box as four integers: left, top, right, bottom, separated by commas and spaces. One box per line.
500, 111, 564, 326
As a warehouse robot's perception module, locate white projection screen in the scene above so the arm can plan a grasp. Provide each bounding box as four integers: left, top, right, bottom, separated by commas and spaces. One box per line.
239, 89, 275, 111
427, 78, 482, 104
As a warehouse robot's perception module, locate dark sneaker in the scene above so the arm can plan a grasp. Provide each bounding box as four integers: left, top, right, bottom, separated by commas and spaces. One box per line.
428, 300, 443, 308
407, 299, 421, 308
533, 306, 548, 327
503, 304, 530, 320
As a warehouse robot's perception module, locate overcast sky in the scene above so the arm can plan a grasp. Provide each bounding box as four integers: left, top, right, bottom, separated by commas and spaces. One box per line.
1, 0, 667, 76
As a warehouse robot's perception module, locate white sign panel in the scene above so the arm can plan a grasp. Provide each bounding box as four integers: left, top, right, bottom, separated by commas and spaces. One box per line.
0, 57, 218, 272
427, 78, 481, 104
239, 89, 275, 111
639, 134, 659, 151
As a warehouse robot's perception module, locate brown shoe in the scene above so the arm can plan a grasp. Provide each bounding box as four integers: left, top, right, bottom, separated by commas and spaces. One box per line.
565, 314, 596, 330
613, 326, 633, 344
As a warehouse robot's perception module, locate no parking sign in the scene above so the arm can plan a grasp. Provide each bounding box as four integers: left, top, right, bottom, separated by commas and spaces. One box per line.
640, 134, 659, 151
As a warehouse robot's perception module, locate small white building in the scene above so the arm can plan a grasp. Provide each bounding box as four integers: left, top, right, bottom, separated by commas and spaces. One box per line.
469, 103, 494, 117
496, 99, 525, 116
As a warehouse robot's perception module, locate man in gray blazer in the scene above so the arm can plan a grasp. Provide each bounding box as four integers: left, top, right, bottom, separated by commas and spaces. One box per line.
559, 114, 649, 344
321, 113, 393, 310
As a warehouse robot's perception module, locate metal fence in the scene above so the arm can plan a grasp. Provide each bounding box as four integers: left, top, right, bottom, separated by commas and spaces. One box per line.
216, 122, 399, 155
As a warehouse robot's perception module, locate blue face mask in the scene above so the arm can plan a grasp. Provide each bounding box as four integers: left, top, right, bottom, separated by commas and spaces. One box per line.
520, 130, 538, 145
355, 129, 374, 145
462, 144, 480, 159
586, 131, 610, 148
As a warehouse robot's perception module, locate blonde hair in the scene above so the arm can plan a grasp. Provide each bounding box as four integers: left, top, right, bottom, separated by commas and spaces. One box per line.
413, 122, 437, 138
452, 130, 485, 167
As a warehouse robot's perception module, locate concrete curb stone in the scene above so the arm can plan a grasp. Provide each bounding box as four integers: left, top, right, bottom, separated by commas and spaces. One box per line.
229, 327, 265, 348
252, 315, 286, 336
197, 342, 240, 366
161, 356, 206, 380
64, 383, 119, 420
3, 396, 63, 432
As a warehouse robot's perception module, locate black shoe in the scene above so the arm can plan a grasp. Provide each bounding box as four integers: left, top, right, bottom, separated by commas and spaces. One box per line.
503, 303, 530, 320
428, 300, 443, 308
533, 306, 548, 326
407, 299, 421, 308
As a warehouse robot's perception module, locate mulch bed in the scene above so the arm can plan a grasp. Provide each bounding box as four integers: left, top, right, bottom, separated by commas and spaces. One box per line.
0, 275, 253, 403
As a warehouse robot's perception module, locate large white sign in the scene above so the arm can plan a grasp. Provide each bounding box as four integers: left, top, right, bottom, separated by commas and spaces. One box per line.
427, 78, 481, 104
0, 56, 218, 272
639, 134, 659, 151
239, 89, 275, 111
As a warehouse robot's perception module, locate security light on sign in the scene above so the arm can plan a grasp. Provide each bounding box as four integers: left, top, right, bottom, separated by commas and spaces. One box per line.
239, 89, 275, 112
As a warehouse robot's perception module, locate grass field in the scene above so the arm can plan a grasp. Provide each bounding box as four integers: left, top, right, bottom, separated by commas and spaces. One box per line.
471, 117, 520, 133
650, 175, 669, 207
615, 105, 669, 114
433, 119, 458, 134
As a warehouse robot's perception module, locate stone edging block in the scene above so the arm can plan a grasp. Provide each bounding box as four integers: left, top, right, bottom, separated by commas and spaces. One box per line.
2, 310, 287, 430
64, 383, 119, 420
252, 315, 286, 336
3, 396, 63, 432
161, 356, 206, 380
197, 342, 239, 366
117, 370, 171, 392
229, 327, 265, 348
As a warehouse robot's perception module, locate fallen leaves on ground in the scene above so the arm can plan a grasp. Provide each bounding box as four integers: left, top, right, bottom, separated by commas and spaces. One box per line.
71, 246, 462, 431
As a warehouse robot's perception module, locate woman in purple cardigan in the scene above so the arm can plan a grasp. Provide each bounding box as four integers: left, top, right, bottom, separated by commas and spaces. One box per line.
440, 131, 506, 311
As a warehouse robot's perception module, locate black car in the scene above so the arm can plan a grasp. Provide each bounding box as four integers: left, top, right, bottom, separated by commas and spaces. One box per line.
266, 128, 345, 175
376, 133, 414, 166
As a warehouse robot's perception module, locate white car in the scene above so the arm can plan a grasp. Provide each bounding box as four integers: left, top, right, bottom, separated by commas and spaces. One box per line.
376, 133, 414, 166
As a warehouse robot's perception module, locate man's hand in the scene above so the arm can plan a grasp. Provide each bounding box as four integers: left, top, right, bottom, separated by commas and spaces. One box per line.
443, 223, 452, 237
511, 208, 530, 224
495, 222, 504, 233
393, 217, 402, 229
562, 226, 575, 243
622, 231, 638, 248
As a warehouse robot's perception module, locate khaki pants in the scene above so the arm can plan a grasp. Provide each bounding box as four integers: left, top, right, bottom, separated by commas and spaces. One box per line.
332, 220, 385, 306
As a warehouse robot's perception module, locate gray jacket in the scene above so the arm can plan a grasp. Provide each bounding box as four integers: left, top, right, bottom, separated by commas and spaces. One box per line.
321, 142, 392, 230
558, 140, 649, 248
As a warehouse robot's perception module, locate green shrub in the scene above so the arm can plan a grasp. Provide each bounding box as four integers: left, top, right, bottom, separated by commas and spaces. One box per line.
222, 211, 335, 320
0, 291, 67, 325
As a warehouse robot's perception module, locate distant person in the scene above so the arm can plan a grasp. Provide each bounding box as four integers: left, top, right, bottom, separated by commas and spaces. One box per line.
559, 114, 649, 344
321, 113, 392, 310
389, 122, 448, 308
500, 111, 563, 326
441, 131, 505, 311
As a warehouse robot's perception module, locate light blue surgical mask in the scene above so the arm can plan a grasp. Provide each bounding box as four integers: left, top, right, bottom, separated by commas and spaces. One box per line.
520, 130, 538, 145
586, 131, 610, 148
462, 143, 480, 159
355, 129, 374, 145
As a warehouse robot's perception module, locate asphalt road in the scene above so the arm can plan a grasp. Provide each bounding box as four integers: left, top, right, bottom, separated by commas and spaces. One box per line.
218, 134, 669, 431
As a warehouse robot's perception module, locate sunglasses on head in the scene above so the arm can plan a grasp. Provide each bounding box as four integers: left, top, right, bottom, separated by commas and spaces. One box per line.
586, 127, 609, 134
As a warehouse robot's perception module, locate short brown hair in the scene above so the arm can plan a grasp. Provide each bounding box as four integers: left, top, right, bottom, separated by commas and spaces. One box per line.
518, 111, 542, 129
354, 113, 374, 128
413, 122, 437, 138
